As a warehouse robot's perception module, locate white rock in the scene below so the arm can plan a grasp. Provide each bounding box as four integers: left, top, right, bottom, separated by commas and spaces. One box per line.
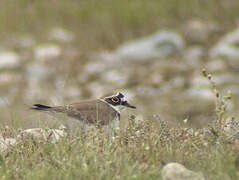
184, 20, 219, 43
0, 96, 12, 107
47, 129, 67, 143
157, 77, 184, 93
168, 77, 185, 88
99, 31, 184, 63
17, 128, 67, 143
0, 51, 20, 69
133, 86, 161, 96
34, 44, 61, 61
48, 27, 73, 42
183, 46, 204, 67
187, 88, 215, 101
0, 136, 17, 153
25, 62, 52, 80
162, 162, 205, 180
25, 62, 53, 100
18, 128, 48, 141
213, 73, 239, 85
84, 62, 106, 74
210, 28, 239, 63
191, 76, 210, 87
101, 70, 128, 86
210, 44, 239, 61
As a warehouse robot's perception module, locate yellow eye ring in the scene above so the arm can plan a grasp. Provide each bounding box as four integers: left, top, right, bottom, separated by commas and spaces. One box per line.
111, 97, 119, 103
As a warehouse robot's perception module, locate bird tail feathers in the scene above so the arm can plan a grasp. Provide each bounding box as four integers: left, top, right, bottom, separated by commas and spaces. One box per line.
31, 104, 52, 111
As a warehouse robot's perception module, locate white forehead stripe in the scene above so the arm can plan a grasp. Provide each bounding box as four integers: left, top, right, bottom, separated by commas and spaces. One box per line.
103, 92, 125, 100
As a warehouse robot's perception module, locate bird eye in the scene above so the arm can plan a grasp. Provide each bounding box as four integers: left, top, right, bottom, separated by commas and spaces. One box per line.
111, 97, 119, 103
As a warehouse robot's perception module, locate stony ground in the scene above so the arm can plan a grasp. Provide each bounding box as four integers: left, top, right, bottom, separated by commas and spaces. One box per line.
0, 0, 239, 179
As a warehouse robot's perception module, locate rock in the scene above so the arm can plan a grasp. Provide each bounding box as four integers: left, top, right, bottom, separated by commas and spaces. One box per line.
188, 74, 215, 101
48, 27, 73, 43
101, 70, 128, 86
99, 30, 184, 63
84, 62, 107, 74
0, 136, 17, 153
183, 20, 219, 44
166, 77, 185, 88
213, 73, 239, 85
17, 128, 67, 143
189, 71, 239, 98
0, 51, 20, 69
183, 46, 204, 67
46, 129, 67, 143
0, 96, 13, 108
24, 62, 54, 100
209, 28, 239, 65
191, 75, 210, 87
161, 162, 205, 180
34, 43, 61, 62
0, 127, 67, 152
25, 61, 52, 80
187, 88, 214, 101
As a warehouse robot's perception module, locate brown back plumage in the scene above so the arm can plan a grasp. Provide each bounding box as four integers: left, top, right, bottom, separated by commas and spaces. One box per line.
32, 99, 119, 125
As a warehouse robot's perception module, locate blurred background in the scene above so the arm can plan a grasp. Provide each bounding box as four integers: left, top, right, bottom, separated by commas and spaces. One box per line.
0, 0, 239, 129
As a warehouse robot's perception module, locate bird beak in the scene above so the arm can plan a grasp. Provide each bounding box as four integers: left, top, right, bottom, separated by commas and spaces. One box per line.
123, 101, 136, 109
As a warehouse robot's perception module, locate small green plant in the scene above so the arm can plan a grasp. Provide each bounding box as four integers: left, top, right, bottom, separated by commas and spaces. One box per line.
202, 69, 233, 136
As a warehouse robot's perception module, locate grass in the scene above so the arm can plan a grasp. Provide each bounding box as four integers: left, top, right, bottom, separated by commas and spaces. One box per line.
0, 0, 239, 179
0, 126, 238, 179
1, 0, 239, 49
0, 70, 238, 179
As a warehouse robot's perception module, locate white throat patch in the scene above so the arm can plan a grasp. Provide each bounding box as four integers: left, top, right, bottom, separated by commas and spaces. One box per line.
108, 103, 125, 113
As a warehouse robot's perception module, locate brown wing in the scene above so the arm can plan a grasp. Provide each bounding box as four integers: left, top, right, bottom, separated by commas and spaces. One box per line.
52, 99, 118, 125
